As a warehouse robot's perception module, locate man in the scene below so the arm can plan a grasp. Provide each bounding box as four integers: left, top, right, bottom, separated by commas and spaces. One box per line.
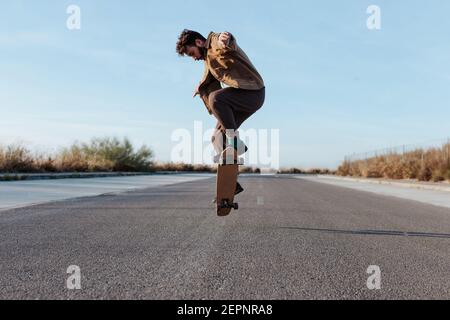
176, 29, 265, 196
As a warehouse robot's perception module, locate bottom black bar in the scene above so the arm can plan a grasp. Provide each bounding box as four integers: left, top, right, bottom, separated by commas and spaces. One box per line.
0, 300, 443, 319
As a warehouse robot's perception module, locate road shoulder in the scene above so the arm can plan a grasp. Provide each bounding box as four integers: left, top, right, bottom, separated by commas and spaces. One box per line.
297, 175, 450, 209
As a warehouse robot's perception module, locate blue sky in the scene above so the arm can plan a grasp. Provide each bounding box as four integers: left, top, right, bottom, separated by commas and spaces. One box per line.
1, 1, 449, 169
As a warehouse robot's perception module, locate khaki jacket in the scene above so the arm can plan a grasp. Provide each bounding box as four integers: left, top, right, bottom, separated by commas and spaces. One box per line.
198, 32, 265, 114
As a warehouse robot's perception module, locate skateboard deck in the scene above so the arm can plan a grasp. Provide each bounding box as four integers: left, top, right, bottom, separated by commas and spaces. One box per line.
216, 163, 239, 217
213, 131, 243, 217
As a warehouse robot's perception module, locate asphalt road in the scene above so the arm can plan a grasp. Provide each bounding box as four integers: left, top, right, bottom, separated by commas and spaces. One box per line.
0, 175, 449, 300
0, 174, 213, 210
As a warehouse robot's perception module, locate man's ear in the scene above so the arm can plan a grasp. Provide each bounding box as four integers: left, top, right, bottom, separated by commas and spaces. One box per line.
195, 39, 204, 47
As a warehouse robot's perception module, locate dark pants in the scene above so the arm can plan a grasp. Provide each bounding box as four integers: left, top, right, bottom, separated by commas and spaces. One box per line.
209, 87, 265, 133
209, 87, 265, 155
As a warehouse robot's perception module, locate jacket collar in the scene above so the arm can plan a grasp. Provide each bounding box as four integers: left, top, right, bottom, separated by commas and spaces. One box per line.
204, 32, 214, 49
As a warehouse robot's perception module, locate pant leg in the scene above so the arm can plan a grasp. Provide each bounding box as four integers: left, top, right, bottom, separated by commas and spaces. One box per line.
210, 87, 265, 154
213, 109, 256, 135
209, 87, 265, 131
234, 110, 256, 129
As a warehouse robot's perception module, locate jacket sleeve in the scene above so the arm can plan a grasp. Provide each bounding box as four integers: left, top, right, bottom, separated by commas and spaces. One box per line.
198, 72, 222, 115
211, 32, 237, 53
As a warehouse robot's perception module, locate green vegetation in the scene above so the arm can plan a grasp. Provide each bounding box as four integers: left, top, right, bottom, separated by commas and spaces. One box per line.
59, 137, 154, 172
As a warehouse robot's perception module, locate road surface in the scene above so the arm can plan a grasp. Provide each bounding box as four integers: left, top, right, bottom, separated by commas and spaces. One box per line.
0, 175, 449, 299
0, 174, 213, 210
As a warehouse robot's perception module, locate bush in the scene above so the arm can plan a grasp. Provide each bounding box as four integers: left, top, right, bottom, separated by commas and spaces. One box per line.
152, 162, 215, 173
0, 144, 36, 173
0, 137, 155, 173
277, 168, 305, 174
338, 143, 450, 182
240, 166, 259, 173
56, 137, 154, 172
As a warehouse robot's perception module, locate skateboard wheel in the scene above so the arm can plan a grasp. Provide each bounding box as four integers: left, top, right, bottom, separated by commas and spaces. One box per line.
219, 200, 230, 209
233, 203, 239, 210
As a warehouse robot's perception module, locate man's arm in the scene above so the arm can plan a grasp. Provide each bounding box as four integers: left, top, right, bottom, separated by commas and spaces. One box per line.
193, 32, 236, 112
216, 31, 237, 51
195, 65, 222, 114
199, 80, 222, 114
195, 31, 236, 98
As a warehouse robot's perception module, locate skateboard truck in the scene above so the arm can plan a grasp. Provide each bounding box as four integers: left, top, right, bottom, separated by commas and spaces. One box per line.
218, 199, 239, 210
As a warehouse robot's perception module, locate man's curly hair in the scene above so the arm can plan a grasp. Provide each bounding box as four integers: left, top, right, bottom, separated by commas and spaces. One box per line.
176, 29, 206, 56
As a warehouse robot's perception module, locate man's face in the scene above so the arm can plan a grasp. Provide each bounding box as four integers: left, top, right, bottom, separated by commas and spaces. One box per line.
185, 39, 205, 61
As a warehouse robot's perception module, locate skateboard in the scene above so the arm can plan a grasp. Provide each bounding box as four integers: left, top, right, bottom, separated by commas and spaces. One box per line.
216, 147, 241, 216
212, 131, 243, 217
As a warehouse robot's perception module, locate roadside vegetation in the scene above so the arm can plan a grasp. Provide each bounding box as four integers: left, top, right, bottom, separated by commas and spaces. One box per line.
151, 163, 261, 174
0, 138, 154, 173
4, 138, 448, 182
337, 143, 450, 182
0, 138, 261, 174
277, 168, 334, 175
152, 162, 215, 173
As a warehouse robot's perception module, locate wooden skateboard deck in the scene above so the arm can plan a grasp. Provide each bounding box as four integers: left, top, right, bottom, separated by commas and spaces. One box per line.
213, 132, 243, 217
216, 163, 239, 217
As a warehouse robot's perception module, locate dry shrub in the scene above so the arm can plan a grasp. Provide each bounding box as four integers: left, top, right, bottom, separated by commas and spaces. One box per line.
153, 162, 215, 173
239, 166, 261, 174
277, 168, 305, 174
277, 168, 334, 175
0, 144, 36, 173
34, 154, 57, 173
338, 143, 450, 182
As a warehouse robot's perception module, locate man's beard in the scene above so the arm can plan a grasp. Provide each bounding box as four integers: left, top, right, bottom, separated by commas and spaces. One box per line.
198, 46, 207, 60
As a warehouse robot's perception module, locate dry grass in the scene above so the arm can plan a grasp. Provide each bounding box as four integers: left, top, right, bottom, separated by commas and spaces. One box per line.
277, 168, 334, 175
0, 141, 267, 174
152, 163, 261, 174
2, 138, 343, 176
0, 144, 36, 172
152, 162, 216, 173
239, 166, 261, 174
337, 143, 450, 182
0, 137, 154, 173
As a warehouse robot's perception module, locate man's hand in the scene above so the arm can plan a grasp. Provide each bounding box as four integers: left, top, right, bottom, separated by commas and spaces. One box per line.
218, 32, 232, 48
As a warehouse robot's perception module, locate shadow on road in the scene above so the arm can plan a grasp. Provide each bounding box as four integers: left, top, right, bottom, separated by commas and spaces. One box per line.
280, 227, 450, 239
